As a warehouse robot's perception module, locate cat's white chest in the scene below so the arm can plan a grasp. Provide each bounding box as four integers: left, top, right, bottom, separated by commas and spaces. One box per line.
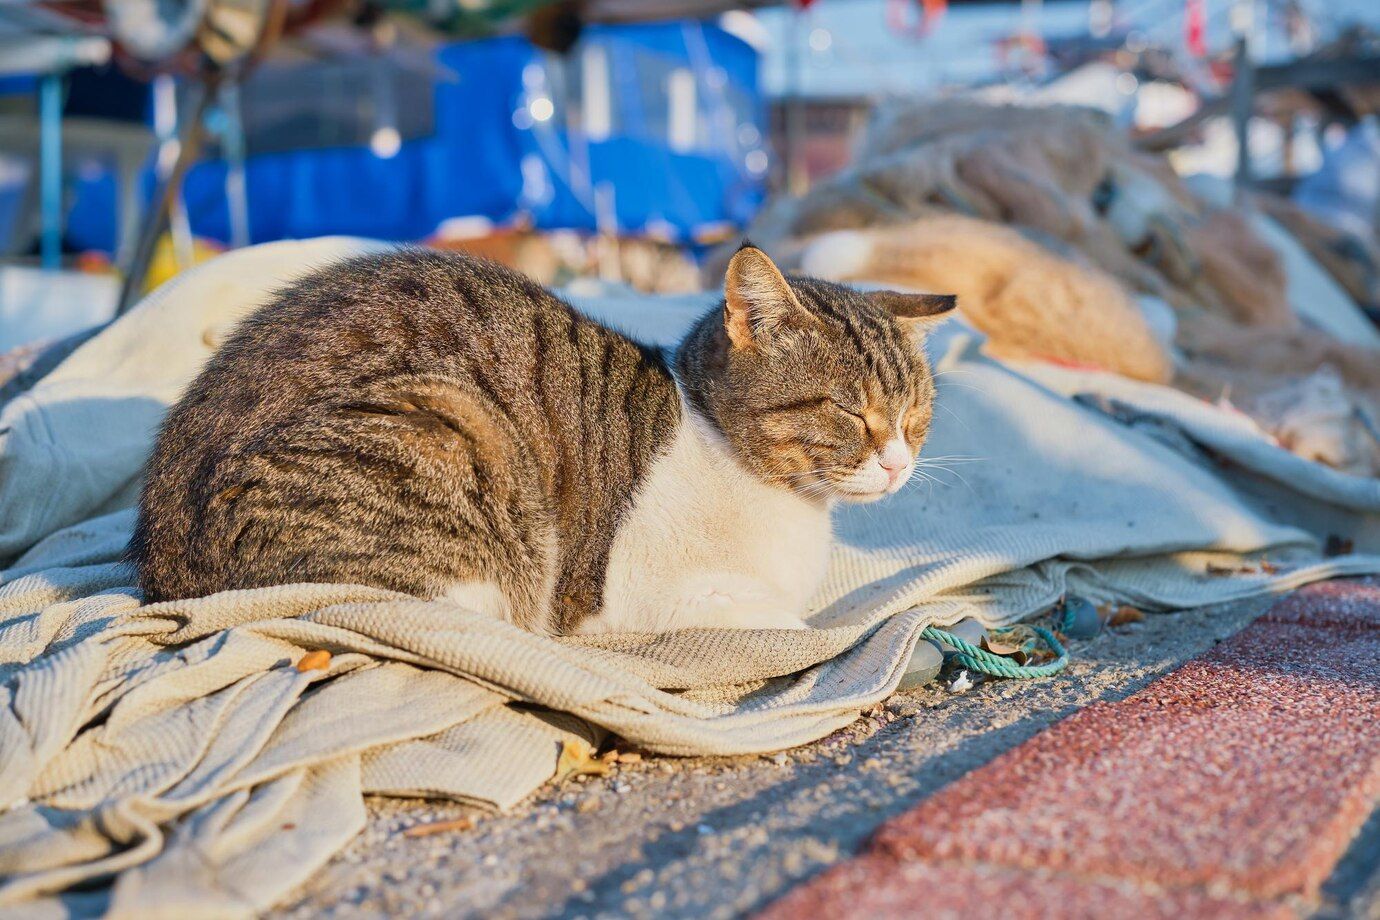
580, 413, 833, 634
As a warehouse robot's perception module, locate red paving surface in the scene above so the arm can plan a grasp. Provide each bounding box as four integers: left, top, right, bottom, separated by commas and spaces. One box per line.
759, 579, 1380, 919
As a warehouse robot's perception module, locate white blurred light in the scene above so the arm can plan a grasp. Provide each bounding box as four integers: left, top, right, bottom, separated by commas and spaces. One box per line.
668, 68, 698, 152
718, 10, 770, 51
808, 28, 832, 52
582, 46, 612, 141
1229, 0, 1255, 37
369, 126, 401, 159
737, 124, 761, 147
520, 153, 553, 206
529, 96, 555, 123
1115, 72, 1140, 95
645, 217, 677, 242
745, 149, 768, 175
434, 215, 495, 241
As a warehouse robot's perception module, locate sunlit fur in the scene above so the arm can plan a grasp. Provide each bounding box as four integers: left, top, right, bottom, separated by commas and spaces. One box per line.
132, 244, 954, 635
677, 247, 953, 506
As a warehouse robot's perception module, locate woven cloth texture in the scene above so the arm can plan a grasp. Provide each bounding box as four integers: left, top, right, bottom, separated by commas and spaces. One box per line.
3, 239, 1378, 918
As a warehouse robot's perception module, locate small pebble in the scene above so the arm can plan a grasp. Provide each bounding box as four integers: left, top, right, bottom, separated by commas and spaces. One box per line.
766, 752, 788, 766
899, 639, 943, 690
947, 669, 975, 693
935, 618, 988, 655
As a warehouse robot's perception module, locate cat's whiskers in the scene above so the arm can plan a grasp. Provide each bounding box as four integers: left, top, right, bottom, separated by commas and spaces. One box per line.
932, 379, 984, 393
900, 469, 946, 502
922, 464, 976, 490
915, 454, 980, 464
904, 467, 941, 500
904, 462, 976, 495
932, 367, 978, 380
936, 402, 972, 432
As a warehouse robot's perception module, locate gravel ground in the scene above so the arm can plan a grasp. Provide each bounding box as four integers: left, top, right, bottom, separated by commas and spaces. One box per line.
272, 596, 1363, 920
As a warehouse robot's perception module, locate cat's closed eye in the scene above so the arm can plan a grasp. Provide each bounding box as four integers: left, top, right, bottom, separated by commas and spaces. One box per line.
829, 399, 866, 422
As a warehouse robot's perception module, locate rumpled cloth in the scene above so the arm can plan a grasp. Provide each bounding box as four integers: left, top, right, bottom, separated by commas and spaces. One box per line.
3, 239, 1378, 918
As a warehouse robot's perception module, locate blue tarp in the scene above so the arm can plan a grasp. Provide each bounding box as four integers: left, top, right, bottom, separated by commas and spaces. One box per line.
62, 23, 763, 253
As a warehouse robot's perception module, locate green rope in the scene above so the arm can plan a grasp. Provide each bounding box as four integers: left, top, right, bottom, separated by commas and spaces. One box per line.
921, 624, 1069, 679
1059, 600, 1078, 634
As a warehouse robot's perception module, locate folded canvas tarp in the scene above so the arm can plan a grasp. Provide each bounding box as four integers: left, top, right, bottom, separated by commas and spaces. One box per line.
2, 238, 1379, 918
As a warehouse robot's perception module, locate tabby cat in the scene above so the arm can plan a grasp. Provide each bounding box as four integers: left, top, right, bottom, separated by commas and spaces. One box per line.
130, 244, 954, 634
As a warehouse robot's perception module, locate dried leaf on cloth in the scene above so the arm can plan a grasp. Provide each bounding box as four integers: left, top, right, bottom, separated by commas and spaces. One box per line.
554, 739, 613, 784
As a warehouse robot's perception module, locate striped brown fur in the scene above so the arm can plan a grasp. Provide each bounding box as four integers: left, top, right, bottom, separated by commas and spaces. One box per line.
131, 245, 953, 633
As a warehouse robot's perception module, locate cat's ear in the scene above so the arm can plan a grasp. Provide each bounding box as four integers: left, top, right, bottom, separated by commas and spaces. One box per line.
723, 243, 815, 349
869, 291, 957, 331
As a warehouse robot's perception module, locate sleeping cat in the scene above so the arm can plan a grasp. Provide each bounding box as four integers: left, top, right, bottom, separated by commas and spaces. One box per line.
130, 244, 954, 634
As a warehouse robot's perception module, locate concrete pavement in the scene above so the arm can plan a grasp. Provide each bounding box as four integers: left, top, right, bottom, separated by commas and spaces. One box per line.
276, 592, 1375, 918
761, 579, 1380, 919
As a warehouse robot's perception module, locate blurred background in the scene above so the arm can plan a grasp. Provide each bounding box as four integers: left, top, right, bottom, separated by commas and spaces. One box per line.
2, 0, 1379, 475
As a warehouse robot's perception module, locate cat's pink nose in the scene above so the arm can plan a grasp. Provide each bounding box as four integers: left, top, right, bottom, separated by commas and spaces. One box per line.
878, 439, 911, 484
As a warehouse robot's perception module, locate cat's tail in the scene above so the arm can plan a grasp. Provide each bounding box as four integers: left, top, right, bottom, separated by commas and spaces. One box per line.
800, 229, 875, 281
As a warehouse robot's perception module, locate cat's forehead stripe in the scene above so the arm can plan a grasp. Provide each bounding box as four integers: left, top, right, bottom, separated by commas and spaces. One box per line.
855, 313, 909, 394
797, 285, 913, 395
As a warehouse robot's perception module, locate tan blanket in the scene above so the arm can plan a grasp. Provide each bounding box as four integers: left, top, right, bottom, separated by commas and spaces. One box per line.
3, 239, 1378, 918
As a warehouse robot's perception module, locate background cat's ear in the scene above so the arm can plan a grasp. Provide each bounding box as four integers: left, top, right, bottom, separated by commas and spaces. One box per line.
869, 291, 957, 331
724, 243, 815, 349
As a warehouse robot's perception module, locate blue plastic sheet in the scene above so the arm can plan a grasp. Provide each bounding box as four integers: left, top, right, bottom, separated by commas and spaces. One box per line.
62, 24, 763, 253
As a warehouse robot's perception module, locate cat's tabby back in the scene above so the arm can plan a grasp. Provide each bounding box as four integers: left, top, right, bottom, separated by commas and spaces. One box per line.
131, 245, 954, 634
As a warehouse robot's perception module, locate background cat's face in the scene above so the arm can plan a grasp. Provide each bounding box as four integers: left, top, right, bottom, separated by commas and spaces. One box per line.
684, 246, 955, 504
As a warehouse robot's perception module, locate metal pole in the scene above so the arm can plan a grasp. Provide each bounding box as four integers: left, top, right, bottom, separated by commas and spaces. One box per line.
1230, 0, 1256, 199
785, 5, 807, 196
116, 78, 216, 314
38, 72, 63, 270
220, 79, 251, 250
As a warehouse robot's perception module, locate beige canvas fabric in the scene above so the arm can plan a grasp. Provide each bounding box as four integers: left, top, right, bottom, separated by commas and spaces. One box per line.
2, 239, 1378, 918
